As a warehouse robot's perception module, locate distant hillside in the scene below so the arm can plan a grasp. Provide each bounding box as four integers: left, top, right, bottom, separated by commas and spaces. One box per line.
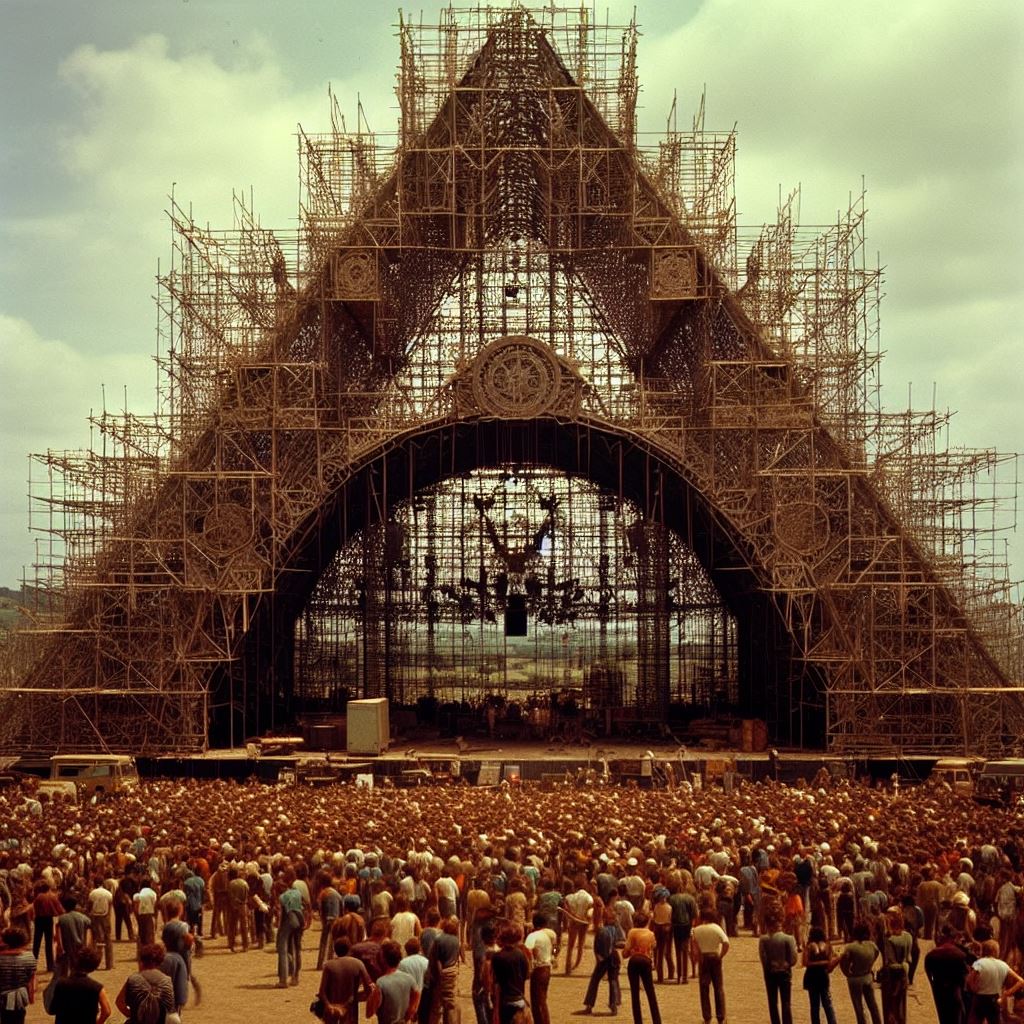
0, 585, 55, 628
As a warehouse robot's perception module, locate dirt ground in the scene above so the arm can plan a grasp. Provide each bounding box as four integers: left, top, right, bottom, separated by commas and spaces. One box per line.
23, 926, 956, 1024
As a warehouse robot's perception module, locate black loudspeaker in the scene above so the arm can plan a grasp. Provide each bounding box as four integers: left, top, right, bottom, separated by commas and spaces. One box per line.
505, 594, 528, 636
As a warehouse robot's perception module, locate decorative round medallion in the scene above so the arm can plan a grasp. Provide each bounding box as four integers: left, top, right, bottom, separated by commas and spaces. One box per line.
471, 336, 563, 418
200, 502, 252, 557
336, 250, 377, 299
775, 500, 831, 556
652, 249, 698, 299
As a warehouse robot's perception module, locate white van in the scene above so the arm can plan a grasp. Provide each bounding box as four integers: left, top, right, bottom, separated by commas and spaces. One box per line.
48, 754, 139, 797
931, 757, 978, 796
975, 759, 1024, 807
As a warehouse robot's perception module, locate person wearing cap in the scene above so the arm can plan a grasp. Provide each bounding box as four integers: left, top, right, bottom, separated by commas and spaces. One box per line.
623, 860, 645, 912
949, 891, 976, 941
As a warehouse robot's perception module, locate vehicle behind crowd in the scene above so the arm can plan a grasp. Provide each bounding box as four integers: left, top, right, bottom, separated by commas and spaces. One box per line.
44, 753, 139, 799
931, 756, 979, 797
975, 759, 1024, 807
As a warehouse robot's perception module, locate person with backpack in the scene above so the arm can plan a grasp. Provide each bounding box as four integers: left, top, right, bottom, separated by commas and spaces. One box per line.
114, 942, 175, 1024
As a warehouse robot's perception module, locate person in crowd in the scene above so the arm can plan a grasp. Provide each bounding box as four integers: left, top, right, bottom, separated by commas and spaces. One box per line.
0, 927, 36, 1024
318, 936, 374, 1024
48, 945, 112, 1024
524, 912, 556, 1024
31, 881, 63, 973
759, 904, 798, 1024
576, 905, 623, 1016
690, 902, 729, 1024
114, 942, 175, 1024
489, 925, 529, 1024
802, 924, 839, 1024
367, 940, 419, 1024
622, 910, 659, 1024
841, 921, 881, 1024
878, 907, 912, 1024
924, 925, 970, 1024
967, 938, 1024, 1024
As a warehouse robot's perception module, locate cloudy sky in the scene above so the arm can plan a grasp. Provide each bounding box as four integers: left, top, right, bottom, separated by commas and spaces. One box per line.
1, 0, 1022, 590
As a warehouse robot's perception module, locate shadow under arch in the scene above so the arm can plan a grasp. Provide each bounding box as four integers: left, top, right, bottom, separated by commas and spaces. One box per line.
213, 415, 826, 748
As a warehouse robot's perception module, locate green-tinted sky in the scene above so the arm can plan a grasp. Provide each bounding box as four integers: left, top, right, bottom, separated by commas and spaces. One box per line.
1, 0, 1022, 587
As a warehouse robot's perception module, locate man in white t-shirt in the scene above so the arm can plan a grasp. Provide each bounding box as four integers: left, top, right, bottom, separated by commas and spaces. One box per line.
390, 895, 422, 948
87, 877, 114, 969
525, 912, 557, 1024
563, 887, 594, 974
435, 870, 459, 920
133, 882, 158, 948
690, 905, 730, 1024
969, 939, 1024, 1024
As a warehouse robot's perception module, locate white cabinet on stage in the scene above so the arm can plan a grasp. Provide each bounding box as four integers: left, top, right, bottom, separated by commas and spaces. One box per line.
346, 698, 390, 755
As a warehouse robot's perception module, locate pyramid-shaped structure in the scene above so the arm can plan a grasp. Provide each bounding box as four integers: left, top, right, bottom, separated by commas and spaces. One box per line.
6, 7, 1020, 754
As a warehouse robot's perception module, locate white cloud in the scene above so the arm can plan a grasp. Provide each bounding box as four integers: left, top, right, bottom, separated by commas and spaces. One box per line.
0, 314, 153, 585
0, 32, 331, 583
57, 33, 318, 226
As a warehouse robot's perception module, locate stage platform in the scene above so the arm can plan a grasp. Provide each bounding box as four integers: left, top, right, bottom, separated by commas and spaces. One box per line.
141, 739, 944, 787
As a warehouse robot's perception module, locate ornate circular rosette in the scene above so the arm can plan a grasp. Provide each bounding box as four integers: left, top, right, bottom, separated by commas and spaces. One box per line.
471, 336, 563, 419
774, 500, 831, 556
200, 501, 253, 557
336, 250, 377, 298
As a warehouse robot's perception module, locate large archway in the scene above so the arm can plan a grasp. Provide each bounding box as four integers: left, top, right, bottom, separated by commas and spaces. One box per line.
217, 415, 817, 747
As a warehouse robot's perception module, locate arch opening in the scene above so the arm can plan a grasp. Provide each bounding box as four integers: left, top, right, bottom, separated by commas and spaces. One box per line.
216, 417, 825, 748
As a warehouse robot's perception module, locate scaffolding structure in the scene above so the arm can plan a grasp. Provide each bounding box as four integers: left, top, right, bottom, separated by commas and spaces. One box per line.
2, 5, 1020, 755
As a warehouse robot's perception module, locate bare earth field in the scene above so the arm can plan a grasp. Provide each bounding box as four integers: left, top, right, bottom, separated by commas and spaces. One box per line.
24, 927, 951, 1024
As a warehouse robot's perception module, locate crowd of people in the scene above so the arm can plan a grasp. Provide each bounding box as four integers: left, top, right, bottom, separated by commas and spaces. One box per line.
0, 767, 1023, 1024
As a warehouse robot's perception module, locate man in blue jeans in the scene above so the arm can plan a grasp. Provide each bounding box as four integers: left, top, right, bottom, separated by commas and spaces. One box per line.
758, 907, 798, 1024
576, 907, 624, 1014
277, 885, 305, 988
840, 922, 881, 1024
